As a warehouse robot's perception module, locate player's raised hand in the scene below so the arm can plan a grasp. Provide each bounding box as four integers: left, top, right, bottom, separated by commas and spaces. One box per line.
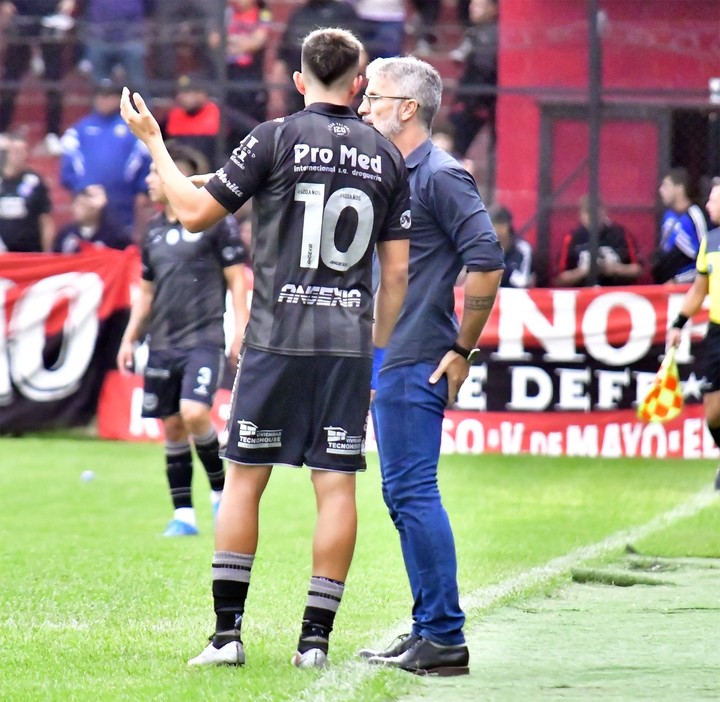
120, 87, 161, 146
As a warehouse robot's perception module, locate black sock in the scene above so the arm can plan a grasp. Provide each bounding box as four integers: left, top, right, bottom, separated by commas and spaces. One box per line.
297, 576, 345, 654
212, 551, 254, 635
193, 427, 225, 492
165, 440, 193, 509
708, 424, 720, 450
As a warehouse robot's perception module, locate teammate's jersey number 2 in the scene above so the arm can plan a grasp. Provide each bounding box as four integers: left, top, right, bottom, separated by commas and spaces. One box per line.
295, 183, 374, 271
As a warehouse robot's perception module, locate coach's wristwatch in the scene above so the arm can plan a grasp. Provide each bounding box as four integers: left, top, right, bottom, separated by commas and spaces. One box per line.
451, 342, 480, 364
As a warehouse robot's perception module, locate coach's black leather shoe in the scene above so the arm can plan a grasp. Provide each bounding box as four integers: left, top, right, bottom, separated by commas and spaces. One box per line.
367, 636, 469, 676
358, 632, 421, 659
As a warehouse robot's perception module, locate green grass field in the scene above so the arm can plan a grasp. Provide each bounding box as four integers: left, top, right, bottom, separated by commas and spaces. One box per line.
1, 436, 718, 701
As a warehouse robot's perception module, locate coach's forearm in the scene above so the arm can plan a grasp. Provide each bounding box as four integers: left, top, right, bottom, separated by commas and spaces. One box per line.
456, 269, 502, 349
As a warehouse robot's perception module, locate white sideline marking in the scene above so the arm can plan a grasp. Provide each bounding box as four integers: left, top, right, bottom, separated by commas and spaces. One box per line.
296, 488, 717, 702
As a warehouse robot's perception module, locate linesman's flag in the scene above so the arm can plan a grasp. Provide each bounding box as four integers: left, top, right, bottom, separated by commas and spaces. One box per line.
637, 347, 684, 423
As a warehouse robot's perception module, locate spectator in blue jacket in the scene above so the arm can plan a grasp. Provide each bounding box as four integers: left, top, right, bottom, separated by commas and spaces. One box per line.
59, 79, 151, 239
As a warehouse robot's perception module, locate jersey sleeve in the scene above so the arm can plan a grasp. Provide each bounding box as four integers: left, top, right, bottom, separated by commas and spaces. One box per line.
140, 239, 154, 282
31, 175, 52, 215
377, 159, 412, 242
205, 121, 277, 213
426, 165, 505, 272
210, 215, 249, 268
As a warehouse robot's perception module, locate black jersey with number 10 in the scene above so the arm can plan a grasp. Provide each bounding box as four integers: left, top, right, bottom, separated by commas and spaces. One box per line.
205, 102, 411, 358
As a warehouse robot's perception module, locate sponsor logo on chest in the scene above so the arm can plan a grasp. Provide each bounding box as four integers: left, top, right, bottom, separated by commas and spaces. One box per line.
294, 144, 382, 174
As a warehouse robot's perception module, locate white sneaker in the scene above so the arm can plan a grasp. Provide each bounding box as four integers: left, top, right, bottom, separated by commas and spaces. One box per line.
188, 635, 245, 666
291, 648, 328, 669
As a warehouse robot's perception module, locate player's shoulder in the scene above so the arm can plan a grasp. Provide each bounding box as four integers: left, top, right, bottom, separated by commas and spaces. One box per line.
421, 145, 476, 197
144, 213, 170, 240
241, 116, 294, 153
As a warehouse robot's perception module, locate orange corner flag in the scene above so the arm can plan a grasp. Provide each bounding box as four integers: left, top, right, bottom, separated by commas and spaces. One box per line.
637, 347, 684, 423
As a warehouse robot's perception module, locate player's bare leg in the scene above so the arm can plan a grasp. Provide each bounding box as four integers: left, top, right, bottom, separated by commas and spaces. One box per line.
311, 470, 357, 581
180, 399, 225, 522
215, 462, 272, 553
292, 470, 357, 668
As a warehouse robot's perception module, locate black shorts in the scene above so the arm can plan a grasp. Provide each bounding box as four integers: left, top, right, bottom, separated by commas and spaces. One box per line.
141, 345, 224, 418
702, 323, 720, 394
222, 347, 372, 473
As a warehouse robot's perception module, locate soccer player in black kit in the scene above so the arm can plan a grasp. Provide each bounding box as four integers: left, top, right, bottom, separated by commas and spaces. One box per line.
116, 143, 250, 537
120, 28, 411, 668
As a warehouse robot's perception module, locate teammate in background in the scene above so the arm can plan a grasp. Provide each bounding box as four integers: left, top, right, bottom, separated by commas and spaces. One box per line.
116, 142, 249, 537
60, 78, 152, 241
358, 56, 503, 675
119, 28, 410, 669
652, 167, 707, 284
667, 178, 720, 489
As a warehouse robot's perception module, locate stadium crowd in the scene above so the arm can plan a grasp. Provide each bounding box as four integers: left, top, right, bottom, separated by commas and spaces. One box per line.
1, 0, 714, 286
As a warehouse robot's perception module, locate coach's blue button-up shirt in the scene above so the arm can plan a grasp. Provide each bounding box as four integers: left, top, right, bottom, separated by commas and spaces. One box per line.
384, 139, 504, 370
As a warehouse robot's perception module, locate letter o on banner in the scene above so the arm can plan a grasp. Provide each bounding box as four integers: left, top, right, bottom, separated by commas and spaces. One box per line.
9, 272, 103, 401
582, 292, 655, 366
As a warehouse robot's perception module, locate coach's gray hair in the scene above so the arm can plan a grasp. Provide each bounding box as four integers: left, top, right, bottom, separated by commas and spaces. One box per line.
365, 56, 443, 133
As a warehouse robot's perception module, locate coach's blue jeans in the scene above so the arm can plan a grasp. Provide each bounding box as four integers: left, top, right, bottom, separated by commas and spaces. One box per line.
372, 363, 466, 646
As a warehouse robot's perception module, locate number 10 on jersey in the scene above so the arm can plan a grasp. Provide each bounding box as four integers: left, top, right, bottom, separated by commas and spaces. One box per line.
295, 182, 374, 272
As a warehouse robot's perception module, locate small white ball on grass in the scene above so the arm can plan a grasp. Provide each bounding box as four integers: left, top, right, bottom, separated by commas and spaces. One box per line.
81, 470, 95, 482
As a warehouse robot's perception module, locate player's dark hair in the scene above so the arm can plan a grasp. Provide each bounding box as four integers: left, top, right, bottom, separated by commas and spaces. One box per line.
301, 28, 362, 87
166, 140, 209, 176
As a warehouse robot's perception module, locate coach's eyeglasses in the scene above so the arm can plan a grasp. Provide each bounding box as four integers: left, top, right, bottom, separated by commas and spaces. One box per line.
361, 93, 414, 105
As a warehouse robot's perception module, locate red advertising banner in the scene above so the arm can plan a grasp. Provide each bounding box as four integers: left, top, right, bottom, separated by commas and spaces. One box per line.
453, 285, 708, 413
98, 372, 233, 442
96, 284, 713, 458
97, 372, 715, 460
0, 248, 138, 432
